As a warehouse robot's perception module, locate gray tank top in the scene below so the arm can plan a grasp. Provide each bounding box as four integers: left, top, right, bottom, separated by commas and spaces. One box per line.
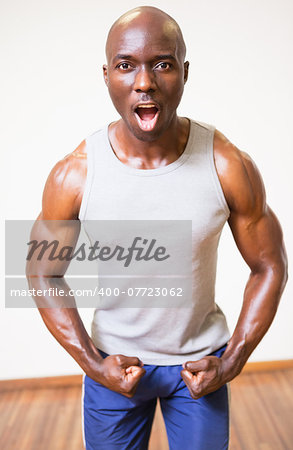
79, 119, 231, 364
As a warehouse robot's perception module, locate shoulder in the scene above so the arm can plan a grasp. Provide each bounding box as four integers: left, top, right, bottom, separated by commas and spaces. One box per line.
213, 129, 266, 217
41, 140, 87, 220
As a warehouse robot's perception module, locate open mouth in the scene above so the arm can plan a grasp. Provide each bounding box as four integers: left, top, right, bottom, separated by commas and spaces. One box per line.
134, 104, 159, 131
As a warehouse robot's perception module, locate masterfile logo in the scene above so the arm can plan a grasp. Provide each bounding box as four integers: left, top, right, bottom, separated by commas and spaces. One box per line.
26, 236, 170, 267
5, 219, 192, 308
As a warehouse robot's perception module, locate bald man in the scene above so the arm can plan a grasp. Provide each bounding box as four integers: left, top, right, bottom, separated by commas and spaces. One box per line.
28, 6, 287, 450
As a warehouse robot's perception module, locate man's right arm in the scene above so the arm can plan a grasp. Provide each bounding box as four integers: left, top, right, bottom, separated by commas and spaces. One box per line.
26, 142, 145, 397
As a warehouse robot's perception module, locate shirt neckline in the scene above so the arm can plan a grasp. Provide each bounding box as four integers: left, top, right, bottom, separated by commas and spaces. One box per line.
102, 119, 195, 177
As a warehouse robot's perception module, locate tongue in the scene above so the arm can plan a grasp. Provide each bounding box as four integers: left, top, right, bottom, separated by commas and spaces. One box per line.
137, 107, 157, 121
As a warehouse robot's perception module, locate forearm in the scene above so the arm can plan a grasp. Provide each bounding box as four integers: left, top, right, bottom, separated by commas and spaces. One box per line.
221, 264, 288, 381
27, 276, 103, 377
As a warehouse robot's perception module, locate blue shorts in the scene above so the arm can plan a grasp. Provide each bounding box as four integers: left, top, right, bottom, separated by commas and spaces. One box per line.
83, 344, 229, 450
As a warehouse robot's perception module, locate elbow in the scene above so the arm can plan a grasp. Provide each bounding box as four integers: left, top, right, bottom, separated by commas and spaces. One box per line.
279, 244, 289, 290
282, 258, 288, 290
252, 253, 288, 299
25, 262, 34, 288
279, 236, 289, 290
268, 254, 288, 297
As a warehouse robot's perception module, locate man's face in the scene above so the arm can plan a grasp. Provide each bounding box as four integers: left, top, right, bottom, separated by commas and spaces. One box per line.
104, 19, 189, 141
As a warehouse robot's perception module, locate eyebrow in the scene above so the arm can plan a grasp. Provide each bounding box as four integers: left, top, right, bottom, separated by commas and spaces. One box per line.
113, 54, 133, 62
113, 54, 177, 62
153, 54, 176, 61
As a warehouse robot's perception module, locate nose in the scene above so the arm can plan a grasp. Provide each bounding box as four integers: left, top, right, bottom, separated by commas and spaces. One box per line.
133, 67, 156, 93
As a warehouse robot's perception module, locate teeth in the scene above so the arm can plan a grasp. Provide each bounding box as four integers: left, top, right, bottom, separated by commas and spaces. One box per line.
137, 104, 156, 108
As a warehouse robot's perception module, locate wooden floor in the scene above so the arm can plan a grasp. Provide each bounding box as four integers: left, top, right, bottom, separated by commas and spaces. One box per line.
0, 369, 293, 450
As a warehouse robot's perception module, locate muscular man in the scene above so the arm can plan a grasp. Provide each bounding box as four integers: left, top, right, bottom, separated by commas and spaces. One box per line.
27, 6, 288, 450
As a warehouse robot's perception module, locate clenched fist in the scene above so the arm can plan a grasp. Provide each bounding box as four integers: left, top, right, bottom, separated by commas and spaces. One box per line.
181, 355, 227, 399
91, 354, 146, 398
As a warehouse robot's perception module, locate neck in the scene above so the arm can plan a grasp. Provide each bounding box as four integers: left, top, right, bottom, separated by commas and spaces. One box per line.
108, 115, 190, 170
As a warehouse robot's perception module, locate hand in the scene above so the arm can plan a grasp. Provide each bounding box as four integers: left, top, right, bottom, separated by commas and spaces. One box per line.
91, 354, 146, 398
181, 355, 227, 399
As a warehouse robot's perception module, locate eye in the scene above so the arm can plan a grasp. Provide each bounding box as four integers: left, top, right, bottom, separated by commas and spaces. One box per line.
155, 62, 171, 70
117, 62, 131, 70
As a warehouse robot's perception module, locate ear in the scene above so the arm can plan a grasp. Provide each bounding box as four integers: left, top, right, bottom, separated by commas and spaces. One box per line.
184, 61, 189, 84
103, 64, 109, 86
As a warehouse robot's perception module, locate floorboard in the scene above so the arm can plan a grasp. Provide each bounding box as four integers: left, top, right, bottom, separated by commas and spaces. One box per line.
0, 369, 292, 449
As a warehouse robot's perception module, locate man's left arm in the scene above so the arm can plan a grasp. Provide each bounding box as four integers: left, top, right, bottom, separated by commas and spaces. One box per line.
181, 130, 288, 399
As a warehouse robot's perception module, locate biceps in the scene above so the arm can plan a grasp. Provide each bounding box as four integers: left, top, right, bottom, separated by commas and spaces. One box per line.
228, 205, 286, 272
26, 219, 81, 277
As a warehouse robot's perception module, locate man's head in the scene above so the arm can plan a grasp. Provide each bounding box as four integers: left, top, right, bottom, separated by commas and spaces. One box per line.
103, 6, 189, 141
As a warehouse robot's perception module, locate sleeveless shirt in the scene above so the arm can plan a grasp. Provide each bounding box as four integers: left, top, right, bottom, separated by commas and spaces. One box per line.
79, 119, 231, 364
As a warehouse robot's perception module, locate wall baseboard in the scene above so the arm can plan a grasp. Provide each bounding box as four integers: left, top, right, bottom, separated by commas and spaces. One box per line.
0, 360, 292, 391
241, 359, 293, 373
0, 374, 83, 392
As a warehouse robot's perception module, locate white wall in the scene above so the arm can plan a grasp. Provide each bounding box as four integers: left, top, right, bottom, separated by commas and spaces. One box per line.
1, 0, 292, 379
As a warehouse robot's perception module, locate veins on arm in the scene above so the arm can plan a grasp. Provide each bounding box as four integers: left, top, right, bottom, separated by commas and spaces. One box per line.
212, 129, 288, 376
26, 140, 104, 373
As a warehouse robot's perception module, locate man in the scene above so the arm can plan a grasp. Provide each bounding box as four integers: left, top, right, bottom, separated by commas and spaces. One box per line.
27, 6, 287, 450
